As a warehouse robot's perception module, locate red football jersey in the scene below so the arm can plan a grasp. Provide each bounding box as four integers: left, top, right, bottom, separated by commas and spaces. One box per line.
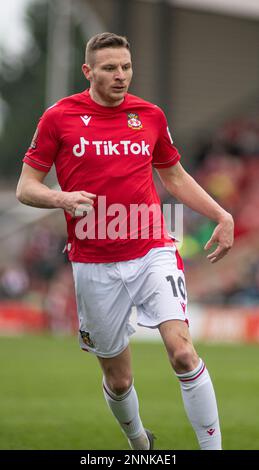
23, 90, 181, 262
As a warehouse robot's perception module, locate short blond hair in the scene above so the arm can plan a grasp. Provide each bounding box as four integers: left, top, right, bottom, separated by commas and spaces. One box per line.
85, 32, 130, 65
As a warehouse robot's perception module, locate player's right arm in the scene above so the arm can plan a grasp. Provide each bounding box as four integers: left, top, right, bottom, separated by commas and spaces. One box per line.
17, 104, 96, 217
16, 163, 96, 217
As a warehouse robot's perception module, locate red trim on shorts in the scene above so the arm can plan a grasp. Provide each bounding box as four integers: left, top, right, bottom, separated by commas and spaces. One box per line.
175, 249, 184, 271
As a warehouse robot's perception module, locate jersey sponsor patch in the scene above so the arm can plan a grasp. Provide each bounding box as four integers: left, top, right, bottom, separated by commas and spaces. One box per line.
127, 113, 142, 130
29, 127, 39, 149
72, 138, 150, 157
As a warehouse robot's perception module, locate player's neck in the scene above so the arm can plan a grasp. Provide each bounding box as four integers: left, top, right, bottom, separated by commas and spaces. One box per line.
89, 88, 125, 108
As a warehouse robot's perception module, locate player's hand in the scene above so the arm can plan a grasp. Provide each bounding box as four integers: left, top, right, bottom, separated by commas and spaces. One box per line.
58, 190, 96, 217
204, 213, 234, 263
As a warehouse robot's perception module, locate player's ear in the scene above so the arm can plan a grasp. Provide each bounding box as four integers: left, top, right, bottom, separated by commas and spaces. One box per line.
82, 63, 92, 81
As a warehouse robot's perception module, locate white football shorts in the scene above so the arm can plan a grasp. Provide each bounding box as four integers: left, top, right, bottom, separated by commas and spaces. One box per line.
72, 246, 188, 358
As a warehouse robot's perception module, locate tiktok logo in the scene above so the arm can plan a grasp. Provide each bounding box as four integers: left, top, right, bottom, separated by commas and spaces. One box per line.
72, 138, 151, 158
73, 137, 90, 157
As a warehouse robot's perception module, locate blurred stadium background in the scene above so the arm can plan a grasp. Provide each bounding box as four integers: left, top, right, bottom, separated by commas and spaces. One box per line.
0, 0, 259, 450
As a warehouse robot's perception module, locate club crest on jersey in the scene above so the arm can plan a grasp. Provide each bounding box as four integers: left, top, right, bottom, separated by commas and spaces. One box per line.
79, 330, 95, 348
127, 113, 142, 130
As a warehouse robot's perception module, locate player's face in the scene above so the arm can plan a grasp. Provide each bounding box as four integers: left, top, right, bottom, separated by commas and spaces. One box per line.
82, 47, 133, 107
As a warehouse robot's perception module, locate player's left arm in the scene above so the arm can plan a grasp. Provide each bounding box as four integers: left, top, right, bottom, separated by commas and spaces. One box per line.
156, 161, 234, 263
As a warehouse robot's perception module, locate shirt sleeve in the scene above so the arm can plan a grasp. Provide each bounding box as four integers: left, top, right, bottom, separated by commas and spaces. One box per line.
23, 106, 59, 173
152, 109, 181, 168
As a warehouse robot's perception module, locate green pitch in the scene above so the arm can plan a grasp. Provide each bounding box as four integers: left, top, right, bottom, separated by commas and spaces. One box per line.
0, 335, 259, 450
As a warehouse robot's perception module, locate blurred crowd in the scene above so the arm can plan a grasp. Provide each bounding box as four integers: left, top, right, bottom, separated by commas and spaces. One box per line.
0, 224, 78, 333
181, 114, 259, 305
1, 113, 259, 333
